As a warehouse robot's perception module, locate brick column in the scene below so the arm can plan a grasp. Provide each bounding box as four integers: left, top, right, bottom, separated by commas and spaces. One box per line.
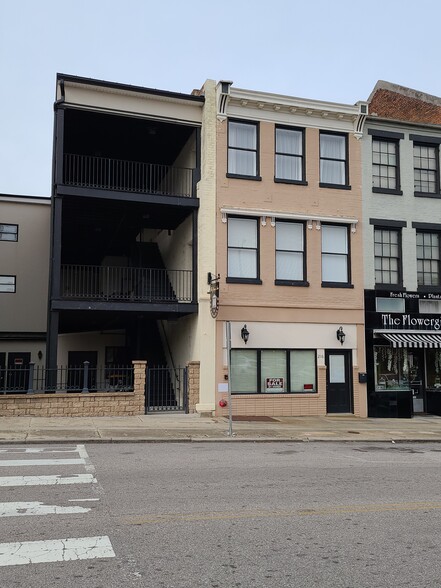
132, 360, 146, 415
187, 361, 200, 413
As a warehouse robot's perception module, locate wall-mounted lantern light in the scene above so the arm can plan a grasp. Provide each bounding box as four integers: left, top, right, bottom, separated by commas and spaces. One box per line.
336, 326, 346, 345
241, 324, 250, 344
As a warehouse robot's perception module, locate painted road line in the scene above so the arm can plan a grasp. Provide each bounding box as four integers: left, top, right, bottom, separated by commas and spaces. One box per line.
0, 459, 85, 467
0, 536, 115, 567
0, 502, 91, 517
0, 448, 78, 454
0, 474, 97, 487
68, 498, 100, 502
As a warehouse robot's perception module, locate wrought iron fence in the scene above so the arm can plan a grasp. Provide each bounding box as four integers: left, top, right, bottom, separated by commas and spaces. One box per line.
60, 265, 193, 303
146, 366, 188, 412
63, 153, 194, 197
0, 363, 134, 395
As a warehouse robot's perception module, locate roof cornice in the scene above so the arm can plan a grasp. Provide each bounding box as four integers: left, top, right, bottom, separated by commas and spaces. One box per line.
216, 81, 368, 138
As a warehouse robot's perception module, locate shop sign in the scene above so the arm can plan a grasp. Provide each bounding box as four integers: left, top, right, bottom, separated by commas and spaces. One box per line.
386, 291, 441, 301
265, 377, 284, 392
381, 314, 441, 330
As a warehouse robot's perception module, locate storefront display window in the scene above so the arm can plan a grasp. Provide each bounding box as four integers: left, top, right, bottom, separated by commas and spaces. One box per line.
425, 349, 441, 390
374, 346, 409, 391
230, 349, 317, 394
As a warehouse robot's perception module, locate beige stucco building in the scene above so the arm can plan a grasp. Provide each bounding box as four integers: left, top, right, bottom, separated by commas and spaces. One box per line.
202, 82, 369, 417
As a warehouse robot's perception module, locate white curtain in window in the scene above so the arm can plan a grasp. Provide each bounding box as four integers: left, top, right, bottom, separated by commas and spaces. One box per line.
229, 122, 256, 150
321, 134, 345, 158
228, 150, 256, 176
322, 225, 348, 282
276, 129, 302, 154
275, 155, 302, 181
276, 251, 303, 280
276, 222, 303, 250
230, 349, 257, 393
320, 134, 345, 184
261, 350, 287, 393
290, 350, 316, 392
228, 218, 257, 278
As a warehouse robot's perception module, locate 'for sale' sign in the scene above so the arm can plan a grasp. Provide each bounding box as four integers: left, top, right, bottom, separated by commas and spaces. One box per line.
265, 377, 284, 393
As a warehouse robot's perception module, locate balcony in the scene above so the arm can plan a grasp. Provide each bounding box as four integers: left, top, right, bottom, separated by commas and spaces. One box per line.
60, 265, 193, 303
63, 154, 195, 198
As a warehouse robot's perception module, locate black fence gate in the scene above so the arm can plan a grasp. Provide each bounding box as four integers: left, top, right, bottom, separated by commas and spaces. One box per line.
146, 366, 188, 413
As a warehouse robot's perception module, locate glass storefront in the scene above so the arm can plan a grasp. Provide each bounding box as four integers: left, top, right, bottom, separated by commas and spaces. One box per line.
374, 344, 441, 413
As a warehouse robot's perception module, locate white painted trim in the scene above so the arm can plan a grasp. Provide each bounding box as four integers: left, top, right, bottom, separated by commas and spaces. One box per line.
221, 207, 358, 228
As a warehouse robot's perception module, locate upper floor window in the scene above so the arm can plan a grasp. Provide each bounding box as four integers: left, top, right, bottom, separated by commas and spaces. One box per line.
374, 228, 401, 286
414, 143, 439, 195
321, 224, 350, 285
274, 127, 305, 183
227, 217, 260, 283
0, 276, 16, 293
372, 138, 400, 193
0, 224, 18, 242
319, 132, 349, 188
416, 231, 440, 287
227, 120, 259, 178
275, 221, 305, 284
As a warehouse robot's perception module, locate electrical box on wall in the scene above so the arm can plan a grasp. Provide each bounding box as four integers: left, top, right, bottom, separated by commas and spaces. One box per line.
358, 372, 367, 384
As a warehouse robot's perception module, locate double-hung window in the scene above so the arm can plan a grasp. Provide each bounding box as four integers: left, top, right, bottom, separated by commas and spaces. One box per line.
416, 231, 440, 287
320, 132, 349, 188
374, 227, 401, 286
0, 224, 18, 241
321, 224, 350, 286
275, 221, 305, 285
0, 276, 16, 293
372, 138, 400, 193
227, 120, 259, 178
274, 126, 305, 183
230, 348, 317, 394
413, 142, 439, 195
227, 217, 260, 283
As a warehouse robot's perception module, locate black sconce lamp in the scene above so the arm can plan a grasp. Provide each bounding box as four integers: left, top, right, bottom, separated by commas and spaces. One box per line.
241, 324, 250, 344
336, 326, 346, 345
37, 350, 43, 360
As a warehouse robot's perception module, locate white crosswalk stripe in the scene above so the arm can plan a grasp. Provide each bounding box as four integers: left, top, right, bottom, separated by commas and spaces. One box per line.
0, 474, 97, 487
0, 444, 115, 567
0, 536, 115, 566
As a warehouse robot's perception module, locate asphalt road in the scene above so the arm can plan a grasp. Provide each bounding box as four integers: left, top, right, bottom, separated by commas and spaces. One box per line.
1, 442, 441, 587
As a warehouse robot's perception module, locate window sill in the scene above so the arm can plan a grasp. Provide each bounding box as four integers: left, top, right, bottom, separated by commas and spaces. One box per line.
226, 277, 262, 285
275, 279, 309, 287
274, 178, 308, 186
319, 182, 351, 190
414, 191, 441, 199
372, 187, 403, 196
417, 285, 441, 292
231, 392, 318, 396
375, 284, 405, 291
226, 173, 262, 181
321, 282, 354, 289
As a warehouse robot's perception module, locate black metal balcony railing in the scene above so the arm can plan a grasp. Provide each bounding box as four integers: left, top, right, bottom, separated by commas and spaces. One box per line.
63, 153, 194, 197
0, 364, 134, 395
60, 265, 193, 303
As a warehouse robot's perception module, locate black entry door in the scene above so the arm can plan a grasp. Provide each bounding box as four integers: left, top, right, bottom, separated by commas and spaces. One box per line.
325, 350, 352, 413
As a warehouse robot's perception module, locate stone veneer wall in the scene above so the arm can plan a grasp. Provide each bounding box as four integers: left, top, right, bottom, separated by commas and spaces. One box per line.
0, 361, 146, 417
187, 361, 200, 413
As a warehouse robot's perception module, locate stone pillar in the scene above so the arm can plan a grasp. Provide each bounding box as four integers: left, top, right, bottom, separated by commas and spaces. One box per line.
187, 361, 200, 413
132, 360, 146, 415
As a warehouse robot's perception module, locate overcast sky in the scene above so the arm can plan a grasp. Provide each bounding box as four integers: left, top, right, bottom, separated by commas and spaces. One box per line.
1, 0, 440, 197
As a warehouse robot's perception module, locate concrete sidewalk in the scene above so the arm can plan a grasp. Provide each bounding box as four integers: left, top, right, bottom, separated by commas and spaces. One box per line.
1, 413, 441, 443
